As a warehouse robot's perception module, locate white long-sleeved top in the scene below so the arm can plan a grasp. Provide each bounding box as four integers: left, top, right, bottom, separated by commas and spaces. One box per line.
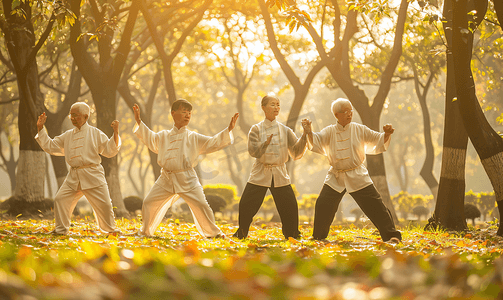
133, 121, 233, 193
310, 121, 390, 193
247, 119, 307, 187
35, 123, 121, 190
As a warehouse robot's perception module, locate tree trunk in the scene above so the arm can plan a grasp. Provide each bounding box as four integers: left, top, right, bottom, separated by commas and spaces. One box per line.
95, 88, 128, 217
15, 151, 45, 201
3, 0, 47, 202
451, 0, 503, 235
118, 71, 162, 180
367, 154, 399, 223
50, 156, 67, 188
0, 139, 18, 193
413, 67, 439, 200
224, 147, 245, 194
429, 0, 468, 231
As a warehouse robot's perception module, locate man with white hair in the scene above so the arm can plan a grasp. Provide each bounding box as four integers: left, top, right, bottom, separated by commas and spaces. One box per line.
306, 98, 402, 243
36, 102, 121, 235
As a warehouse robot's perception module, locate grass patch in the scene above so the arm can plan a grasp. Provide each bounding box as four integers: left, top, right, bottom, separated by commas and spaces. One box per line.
1, 219, 503, 299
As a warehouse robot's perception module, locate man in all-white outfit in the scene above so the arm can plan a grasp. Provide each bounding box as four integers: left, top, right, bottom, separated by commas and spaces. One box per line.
132, 100, 239, 238
36, 102, 121, 235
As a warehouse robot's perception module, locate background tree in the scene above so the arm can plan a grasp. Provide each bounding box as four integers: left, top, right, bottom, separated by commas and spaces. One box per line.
428, 0, 470, 231
68, 0, 141, 216
0, 0, 72, 204
402, 11, 445, 201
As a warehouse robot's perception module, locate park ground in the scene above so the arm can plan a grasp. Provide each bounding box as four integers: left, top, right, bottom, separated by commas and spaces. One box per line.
1, 217, 503, 299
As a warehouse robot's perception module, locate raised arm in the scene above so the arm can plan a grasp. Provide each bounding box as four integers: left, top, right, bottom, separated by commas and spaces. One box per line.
132, 104, 161, 154
362, 124, 391, 155
98, 128, 121, 158
35, 113, 66, 156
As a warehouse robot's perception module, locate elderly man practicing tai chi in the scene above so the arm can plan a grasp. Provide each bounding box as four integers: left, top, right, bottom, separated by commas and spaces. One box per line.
306, 98, 402, 243
36, 102, 121, 235
132, 100, 239, 238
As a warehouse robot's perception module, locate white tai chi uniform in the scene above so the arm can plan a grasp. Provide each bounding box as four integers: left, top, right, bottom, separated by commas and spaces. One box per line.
310, 121, 390, 192
133, 121, 233, 237
35, 123, 121, 234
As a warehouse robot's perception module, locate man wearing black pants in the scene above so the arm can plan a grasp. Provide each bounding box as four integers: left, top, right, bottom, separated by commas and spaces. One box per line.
312, 185, 400, 242
234, 178, 300, 239
233, 95, 311, 240
307, 98, 401, 243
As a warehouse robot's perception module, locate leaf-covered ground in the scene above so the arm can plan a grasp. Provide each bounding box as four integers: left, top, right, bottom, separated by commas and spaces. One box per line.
1, 219, 503, 299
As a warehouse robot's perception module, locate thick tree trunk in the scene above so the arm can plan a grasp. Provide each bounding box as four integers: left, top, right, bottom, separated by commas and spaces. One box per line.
5, 3, 47, 202
15, 151, 45, 201
429, 0, 468, 231
451, 0, 503, 235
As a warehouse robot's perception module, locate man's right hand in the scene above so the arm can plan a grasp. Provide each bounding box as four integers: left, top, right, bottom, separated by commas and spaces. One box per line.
37, 112, 47, 132
265, 134, 274, 146
133, 104, 141, 124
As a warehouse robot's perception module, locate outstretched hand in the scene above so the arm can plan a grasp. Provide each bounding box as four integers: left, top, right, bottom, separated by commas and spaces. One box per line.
37, 113, 47, 132
133, 104, 141, 124
228, 113, 239, 132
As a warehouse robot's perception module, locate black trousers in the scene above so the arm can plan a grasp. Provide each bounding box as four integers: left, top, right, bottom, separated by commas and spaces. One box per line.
233, 179, 301, 239
312, 184, 401, 242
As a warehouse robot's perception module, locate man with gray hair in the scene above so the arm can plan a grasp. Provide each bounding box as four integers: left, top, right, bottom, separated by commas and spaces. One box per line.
36, 102, 121, 235
306, 98, 401, 243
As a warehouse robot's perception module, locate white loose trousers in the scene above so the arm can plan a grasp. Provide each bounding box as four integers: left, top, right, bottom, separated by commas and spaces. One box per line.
140, 184, 222, 237
54, 182, 118, 234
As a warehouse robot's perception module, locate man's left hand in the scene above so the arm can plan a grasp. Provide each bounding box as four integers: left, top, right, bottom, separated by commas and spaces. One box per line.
383, 124, 394, 134
111, 120, 120, 133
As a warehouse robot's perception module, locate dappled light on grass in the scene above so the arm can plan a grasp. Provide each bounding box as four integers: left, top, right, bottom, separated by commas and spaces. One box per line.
1, 220, 503, 299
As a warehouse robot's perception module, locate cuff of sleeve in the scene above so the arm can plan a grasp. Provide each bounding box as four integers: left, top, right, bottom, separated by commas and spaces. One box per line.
115, 135, 122, 149
133, 122, 141, 134
383, 134, 391, 151
35, 128, 46, 140
228, 128, 234, 144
